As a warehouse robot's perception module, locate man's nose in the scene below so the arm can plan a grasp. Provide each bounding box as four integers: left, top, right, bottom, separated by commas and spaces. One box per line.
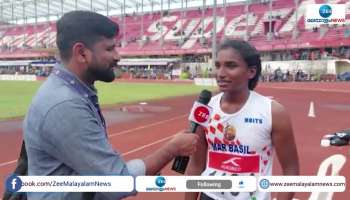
113, 49, 120, 61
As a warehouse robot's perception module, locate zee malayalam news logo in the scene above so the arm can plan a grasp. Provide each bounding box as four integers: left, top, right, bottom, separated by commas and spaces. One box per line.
305, 4, 345, 24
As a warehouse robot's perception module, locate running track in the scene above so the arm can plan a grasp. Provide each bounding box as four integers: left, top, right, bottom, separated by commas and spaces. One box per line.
1, 82, 349, 199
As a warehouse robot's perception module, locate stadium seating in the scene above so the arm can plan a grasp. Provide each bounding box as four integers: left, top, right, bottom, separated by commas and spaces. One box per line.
0, 0, 349, 58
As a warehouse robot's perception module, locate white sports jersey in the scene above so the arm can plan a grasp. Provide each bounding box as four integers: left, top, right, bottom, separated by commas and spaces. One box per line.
201, 91, 273, 200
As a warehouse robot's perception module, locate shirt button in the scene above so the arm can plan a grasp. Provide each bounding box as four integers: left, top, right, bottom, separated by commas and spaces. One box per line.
55, 70, 60, 75
84, 94, 89, 98
70, 80, 75, 84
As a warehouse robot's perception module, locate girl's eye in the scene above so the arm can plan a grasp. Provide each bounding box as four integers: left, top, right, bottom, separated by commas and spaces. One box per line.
226, 62, 237, 68
214, 62, 220, 68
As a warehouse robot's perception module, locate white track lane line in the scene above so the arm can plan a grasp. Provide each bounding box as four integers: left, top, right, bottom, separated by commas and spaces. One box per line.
0, 160, 17, 168
0, 114, 187, 168
259, 86, 350, 93
121, 134, 174, 156
109, 114, 187, 137
0, 135, 175, 168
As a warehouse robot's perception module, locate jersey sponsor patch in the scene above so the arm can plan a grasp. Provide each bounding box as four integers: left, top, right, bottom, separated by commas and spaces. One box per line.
208, 151, 260, 173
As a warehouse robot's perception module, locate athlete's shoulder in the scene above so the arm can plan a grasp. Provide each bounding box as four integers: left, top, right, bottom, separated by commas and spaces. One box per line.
250, 90, 272, 102
271, 100, 288, 115
271, 100, 291, 130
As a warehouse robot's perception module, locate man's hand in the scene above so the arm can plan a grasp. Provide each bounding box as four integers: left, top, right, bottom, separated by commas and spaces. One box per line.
168, 131, 199, 156
142, 130, 199, 175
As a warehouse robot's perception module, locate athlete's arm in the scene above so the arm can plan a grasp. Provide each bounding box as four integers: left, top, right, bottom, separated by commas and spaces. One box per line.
185, 126, 208, 200
271, 100, 300, 200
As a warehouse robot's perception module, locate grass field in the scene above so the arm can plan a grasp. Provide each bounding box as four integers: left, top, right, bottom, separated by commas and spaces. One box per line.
0, 80, 214, 120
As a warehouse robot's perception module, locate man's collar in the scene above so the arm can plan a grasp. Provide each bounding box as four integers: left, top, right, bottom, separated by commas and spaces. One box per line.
53, 63, 97, 98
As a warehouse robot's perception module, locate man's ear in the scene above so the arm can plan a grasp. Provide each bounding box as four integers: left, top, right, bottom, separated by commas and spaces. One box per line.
72, 43, 89, 64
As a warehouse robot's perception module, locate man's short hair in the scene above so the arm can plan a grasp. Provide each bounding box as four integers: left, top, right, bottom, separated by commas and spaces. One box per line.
56, 11, 119, 61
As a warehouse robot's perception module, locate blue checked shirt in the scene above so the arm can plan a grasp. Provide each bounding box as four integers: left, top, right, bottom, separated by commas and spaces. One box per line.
23, 63, 145, 200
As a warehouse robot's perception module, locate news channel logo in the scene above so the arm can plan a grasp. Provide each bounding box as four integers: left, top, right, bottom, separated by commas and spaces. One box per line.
145, 176, 176, 191
319, 5, 332, 18
305, 4, 345, 25
259, 179, 270, 189
238, 180, 245, 189
5, 174, 23, 192
155, 176, 166, 187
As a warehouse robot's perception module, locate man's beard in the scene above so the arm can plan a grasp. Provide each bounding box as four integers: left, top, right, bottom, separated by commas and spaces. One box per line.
88, 62, 116, 83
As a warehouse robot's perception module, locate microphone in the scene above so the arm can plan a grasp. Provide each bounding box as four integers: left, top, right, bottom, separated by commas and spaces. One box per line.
172, 89, 212, 174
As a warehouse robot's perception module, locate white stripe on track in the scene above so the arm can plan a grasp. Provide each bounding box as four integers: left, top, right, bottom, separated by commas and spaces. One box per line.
122, 135, 174, 156
109, 114, 186, 137
259, 86, 350, 93
0, 114, 187, 168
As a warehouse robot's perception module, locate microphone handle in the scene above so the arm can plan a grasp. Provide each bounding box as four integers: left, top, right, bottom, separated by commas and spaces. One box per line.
171, 122, 199, 174
189, 121, 199, 133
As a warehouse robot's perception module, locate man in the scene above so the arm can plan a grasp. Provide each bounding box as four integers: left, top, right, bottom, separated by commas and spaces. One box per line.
23, 11, 198, 200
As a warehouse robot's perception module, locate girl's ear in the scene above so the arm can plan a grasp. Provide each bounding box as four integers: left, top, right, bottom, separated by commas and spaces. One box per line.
248, 66, 257, 79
